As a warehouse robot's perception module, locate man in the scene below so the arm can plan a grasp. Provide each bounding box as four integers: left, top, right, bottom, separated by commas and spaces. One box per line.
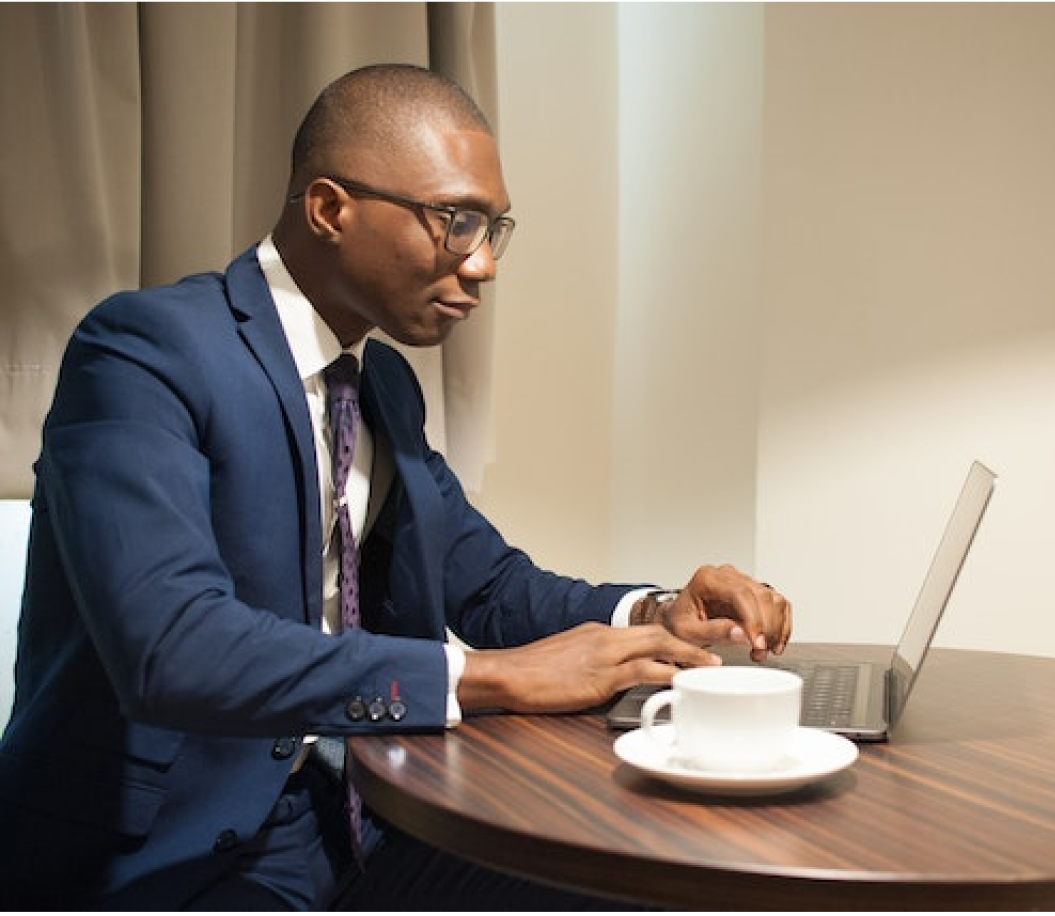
0, 63, 791, 909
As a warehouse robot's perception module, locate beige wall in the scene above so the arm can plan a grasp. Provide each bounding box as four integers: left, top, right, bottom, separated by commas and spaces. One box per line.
756, 3, 1055, 656
480, 2, 1055, 656
612, 3, 763, 586
477, 3, 620, 583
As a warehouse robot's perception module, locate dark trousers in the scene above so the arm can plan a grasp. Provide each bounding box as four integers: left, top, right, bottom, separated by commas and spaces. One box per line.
97, 763, 351, 910
102, 761, 638, 911
336, 822, 637, 912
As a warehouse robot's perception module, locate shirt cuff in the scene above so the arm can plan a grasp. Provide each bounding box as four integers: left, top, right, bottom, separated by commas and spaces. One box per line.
611, 587, 659, 627
443, 642, 466, 728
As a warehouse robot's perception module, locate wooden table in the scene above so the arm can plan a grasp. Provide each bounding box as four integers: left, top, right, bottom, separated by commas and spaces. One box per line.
349, 645, 1055, 910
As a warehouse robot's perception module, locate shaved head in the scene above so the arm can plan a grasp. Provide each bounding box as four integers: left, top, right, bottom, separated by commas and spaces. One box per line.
288, 64, 493, 195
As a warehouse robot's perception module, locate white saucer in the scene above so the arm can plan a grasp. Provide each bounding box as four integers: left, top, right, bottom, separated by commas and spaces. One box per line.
613, 725, 858, 796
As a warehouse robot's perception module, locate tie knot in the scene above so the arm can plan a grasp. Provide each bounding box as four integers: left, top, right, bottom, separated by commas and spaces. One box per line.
324, 353, 360, 395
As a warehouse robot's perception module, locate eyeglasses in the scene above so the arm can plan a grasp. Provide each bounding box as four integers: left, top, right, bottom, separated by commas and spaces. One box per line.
301, 176, 515, 261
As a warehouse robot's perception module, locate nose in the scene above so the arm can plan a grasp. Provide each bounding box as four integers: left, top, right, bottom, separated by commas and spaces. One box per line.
457, 239, 497, 282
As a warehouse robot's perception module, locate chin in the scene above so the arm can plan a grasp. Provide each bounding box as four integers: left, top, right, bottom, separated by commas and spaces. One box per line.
384, 324, 454, 350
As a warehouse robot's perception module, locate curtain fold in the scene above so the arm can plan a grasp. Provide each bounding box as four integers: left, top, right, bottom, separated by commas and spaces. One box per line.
0, 3, 141, 496
0, 1, 497, 497
428, 1, 499, 491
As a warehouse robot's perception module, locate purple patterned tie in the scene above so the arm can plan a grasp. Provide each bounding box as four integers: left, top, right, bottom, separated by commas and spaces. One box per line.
324, 352, 363, 859
325, 353, 361, 631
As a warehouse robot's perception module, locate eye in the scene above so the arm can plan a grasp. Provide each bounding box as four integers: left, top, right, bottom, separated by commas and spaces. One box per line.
448, 210, 487, 241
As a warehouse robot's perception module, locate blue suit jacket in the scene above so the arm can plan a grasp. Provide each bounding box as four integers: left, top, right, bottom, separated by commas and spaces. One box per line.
0, 247, 636, 905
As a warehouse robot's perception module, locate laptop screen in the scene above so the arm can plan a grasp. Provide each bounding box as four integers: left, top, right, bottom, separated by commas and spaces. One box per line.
887, 461, 996, 725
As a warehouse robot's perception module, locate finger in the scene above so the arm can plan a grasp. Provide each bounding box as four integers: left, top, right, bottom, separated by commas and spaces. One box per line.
697, 618, 750, 647
603, 621, 717, 669
745, 586, 778, 661
763, 583, 792, 654
781, 591, 793, 650
620, 651, 722, 689
683, 565, 792, 659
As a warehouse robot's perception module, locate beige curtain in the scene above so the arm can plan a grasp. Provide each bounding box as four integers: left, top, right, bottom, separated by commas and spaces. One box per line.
0, 1, 498, 497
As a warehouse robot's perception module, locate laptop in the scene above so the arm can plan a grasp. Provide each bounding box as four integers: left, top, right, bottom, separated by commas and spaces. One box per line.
607, 460, 997, 741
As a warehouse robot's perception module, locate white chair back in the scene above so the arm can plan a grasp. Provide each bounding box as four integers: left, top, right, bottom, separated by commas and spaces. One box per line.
0, 500, 31, 730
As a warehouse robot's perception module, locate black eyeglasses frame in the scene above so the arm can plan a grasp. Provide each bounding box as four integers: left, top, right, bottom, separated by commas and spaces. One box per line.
293, 175, 515, 260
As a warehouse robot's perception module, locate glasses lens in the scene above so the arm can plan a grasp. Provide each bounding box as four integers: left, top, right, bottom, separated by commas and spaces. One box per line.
445, 210, 489, 256
488, 218, 515, 261
444, 210, 515, 260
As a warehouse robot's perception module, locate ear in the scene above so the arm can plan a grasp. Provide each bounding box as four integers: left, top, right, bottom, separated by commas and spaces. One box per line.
302, 178, 347, 243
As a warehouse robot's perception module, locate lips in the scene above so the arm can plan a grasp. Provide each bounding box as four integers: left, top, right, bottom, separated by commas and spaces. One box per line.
434, 299, 477, 319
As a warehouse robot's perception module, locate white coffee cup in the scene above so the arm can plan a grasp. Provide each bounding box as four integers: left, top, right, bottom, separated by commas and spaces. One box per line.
640, 666, 803, 773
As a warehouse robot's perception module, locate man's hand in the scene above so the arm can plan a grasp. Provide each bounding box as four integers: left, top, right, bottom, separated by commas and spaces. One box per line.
457, 621, 719, 715
657, 565, 792, 663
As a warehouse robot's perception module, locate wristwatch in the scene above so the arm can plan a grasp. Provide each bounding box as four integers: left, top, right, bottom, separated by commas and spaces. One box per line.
629, 588, 679, 626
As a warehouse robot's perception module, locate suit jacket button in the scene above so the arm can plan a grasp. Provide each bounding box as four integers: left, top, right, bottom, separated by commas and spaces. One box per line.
213, 829, 239, 853
271, 737, 297, 759
345, 697, 367, 721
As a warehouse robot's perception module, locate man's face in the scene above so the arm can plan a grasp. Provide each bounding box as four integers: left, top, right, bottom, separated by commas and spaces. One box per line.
325, 124, 512, 349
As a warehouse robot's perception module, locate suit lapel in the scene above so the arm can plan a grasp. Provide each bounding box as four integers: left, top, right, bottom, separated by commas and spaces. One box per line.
225, 249, 324, 624
359, 341, 445, 624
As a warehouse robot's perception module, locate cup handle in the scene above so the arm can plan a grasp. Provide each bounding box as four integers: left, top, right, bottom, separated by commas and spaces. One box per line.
640, 689, 676, 749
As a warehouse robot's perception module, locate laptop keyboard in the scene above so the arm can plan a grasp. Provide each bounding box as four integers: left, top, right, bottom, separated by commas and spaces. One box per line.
777, 661, 860, 729
607, 662, 865, 731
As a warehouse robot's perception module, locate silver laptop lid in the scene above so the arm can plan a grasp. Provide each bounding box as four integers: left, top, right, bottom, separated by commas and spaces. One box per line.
886, 460, 997, 726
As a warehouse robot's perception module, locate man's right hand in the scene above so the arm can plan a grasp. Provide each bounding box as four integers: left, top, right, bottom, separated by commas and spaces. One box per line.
456, 621, 719, 715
